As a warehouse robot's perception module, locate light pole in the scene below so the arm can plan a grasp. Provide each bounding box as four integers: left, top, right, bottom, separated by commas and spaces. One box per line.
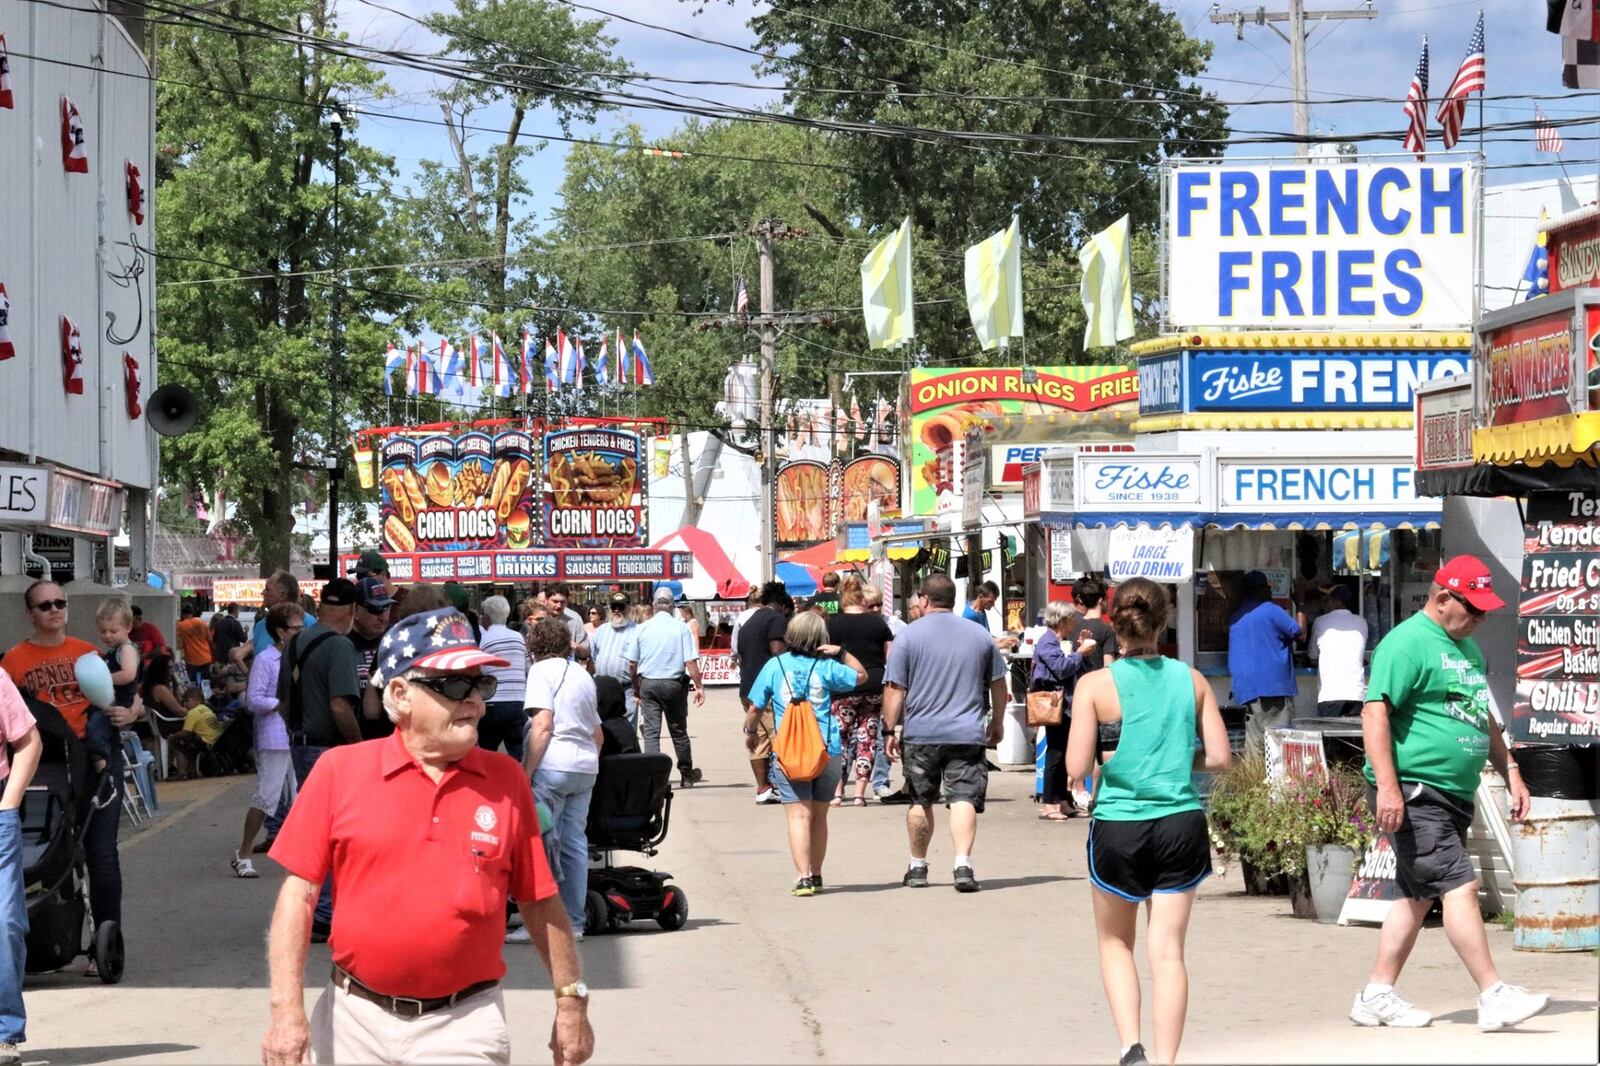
326, 101, 345, 574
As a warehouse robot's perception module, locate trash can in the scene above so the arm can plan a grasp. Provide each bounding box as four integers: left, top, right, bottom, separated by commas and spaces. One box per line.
997, 701, 1032, 765
1511, 746, 1600, 952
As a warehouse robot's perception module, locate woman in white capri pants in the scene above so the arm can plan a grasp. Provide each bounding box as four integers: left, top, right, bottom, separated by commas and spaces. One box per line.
233, 601, 305, 877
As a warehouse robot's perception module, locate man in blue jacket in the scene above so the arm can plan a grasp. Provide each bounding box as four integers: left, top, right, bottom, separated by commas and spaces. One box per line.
1228, 571, 1301, 754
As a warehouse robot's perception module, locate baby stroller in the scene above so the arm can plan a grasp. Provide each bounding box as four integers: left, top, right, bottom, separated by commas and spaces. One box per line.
20, 696, 124, 983
583, 753, 687, 934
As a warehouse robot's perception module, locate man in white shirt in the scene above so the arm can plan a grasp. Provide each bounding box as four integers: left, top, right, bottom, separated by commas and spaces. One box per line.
1309, 586, 1368, 717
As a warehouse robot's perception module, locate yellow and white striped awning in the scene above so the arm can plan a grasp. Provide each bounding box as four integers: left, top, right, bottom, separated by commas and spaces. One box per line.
1473, 413, 1600, 467
1130, 331, 1471, 356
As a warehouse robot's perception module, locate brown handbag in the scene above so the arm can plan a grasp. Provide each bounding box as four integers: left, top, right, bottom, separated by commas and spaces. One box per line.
1026, 689, 1063, 727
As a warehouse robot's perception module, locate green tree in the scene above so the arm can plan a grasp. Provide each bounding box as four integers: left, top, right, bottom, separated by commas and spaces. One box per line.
155, 0, 413, 572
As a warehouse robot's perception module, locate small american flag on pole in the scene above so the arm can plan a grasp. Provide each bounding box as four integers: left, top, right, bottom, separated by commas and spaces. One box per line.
1533, 105, 1564, 153
1435, 13, 1485, 150
735, 276, 750, 318
1402, 37, 1429, 160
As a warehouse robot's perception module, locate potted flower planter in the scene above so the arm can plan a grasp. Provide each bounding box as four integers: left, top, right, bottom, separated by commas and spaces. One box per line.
1305, 844, 1358, 924
1288, 870, 1319, 919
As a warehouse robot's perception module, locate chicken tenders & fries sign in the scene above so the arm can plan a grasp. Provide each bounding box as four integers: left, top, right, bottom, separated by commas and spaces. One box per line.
379, 430, 537, 553
543, 429, 646, 549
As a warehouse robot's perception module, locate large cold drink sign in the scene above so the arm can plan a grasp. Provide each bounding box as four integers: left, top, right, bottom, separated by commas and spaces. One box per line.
1165, 163, 1476, 330
1514, 492, 1600, 745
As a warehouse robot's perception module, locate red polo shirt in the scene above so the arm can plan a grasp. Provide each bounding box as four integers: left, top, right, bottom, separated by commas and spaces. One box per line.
269, 731, 557, 998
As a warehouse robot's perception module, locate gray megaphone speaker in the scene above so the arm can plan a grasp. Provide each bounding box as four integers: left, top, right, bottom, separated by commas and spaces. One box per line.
147, 384, 199, 437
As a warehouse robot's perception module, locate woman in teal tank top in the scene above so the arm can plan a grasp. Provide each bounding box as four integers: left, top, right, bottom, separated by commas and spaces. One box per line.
1067, 578, 1232, 1066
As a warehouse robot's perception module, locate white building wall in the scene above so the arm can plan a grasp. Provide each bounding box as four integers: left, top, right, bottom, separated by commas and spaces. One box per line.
1483, 174, 1600, 312
0, 2, 155, 488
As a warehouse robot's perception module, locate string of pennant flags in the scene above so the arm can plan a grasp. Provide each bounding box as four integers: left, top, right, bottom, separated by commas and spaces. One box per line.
383, 328, 654, 399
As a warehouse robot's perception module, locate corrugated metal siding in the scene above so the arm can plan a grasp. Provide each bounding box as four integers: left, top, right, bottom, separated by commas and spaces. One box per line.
0, 1, 154, 489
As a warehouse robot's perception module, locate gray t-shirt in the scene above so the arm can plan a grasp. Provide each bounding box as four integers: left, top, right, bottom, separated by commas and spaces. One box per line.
882, 612, 1006, 745
276, 620, 361, 746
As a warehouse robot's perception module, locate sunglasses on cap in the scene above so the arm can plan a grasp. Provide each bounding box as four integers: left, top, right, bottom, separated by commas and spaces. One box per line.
408, 674, 499, 702
1447, 592, 1486, 618
28, 599, 68, 612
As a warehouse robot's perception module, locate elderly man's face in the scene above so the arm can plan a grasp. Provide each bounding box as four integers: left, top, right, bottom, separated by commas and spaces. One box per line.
1432, 586, 1487, 640
398, 668, 489, 759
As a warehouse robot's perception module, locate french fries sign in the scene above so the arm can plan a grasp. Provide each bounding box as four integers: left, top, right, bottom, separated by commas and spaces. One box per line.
542, 429, 646, 549
379, 430, 538, 552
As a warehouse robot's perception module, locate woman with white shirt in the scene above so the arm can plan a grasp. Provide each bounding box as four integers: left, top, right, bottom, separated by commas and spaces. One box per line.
233, 602, 303, 878
523, 617, 603, 936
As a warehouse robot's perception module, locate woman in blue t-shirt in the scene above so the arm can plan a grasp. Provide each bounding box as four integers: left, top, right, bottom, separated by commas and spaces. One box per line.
745, 611, 865, 897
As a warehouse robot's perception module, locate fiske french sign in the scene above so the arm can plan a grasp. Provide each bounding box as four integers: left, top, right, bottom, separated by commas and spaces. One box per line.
1165, 162, 1476, 330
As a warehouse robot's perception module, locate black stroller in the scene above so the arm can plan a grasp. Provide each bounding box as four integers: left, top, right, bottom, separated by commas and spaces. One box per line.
583, 753, 687, 934
21, 696, 124, 983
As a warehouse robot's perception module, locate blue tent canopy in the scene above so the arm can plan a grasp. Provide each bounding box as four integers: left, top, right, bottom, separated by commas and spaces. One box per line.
774, 561, 817, 598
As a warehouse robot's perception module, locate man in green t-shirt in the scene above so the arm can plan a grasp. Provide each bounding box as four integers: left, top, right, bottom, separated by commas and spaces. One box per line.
1350, 555, 1546, 1035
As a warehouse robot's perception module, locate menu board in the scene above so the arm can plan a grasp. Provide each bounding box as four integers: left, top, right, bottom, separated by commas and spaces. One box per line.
1513, 491, 1600, 745
379, 431, 536, 553
542, 429, 646, 549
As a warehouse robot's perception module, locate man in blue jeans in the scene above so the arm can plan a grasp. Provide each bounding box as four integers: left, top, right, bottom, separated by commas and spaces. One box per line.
278, 579, 363, 940
0, 673, 42, 1066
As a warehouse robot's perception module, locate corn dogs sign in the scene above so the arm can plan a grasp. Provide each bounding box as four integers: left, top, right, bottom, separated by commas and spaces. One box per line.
379, 430, 537, 553
542, 429, 646, 549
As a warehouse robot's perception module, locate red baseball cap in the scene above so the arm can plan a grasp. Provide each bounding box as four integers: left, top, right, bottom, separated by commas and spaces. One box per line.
1434, 555, 1506, 612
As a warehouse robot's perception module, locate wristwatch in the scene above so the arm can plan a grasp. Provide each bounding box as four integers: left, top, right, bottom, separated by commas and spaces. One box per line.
555, 980, 589, 1002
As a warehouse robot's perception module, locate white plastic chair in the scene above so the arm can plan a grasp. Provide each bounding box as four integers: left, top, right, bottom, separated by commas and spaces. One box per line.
119, 731, 156, 823
147, 706, 187, 781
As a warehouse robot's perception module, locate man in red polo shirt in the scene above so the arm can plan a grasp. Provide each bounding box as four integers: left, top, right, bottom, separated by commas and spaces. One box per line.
262, 609, 594, 1066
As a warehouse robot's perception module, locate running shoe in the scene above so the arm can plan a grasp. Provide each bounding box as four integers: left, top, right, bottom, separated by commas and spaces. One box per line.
1118, 1044, 1150, 1066
754, 788, 779, 805
1349, 989, 1432, 1027
902, 865, 930, 888
1477, 983, 1549, 1031
953, 865, 981, 893
231, 853, 259, 878
792, 876, 817, 897
504, 925, 532, 943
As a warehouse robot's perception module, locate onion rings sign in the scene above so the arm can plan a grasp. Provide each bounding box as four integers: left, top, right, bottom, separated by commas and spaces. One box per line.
542, 429, 646, 549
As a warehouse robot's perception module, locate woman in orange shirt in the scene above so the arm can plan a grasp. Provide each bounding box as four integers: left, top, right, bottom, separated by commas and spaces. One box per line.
3, 581, 141, 971
175, 600, 213, 690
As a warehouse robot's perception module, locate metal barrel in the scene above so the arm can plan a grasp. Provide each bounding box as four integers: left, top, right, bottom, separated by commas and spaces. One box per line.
1511, 795, 1600, 952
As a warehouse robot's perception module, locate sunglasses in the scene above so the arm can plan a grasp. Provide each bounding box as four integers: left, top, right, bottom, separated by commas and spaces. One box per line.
409, 674, 498, 702
359, 602, 390, 615
1447, 592, 1486, 618
28, 599, 68, 612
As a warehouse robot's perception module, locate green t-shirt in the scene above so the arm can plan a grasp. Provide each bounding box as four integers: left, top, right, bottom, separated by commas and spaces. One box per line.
1362, 612, 1491, 802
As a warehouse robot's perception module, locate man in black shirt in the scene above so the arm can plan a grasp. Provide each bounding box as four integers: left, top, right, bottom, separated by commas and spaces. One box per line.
350, 577, 396, 740
736, 582, 792, 805
1072, 577, 1120, 672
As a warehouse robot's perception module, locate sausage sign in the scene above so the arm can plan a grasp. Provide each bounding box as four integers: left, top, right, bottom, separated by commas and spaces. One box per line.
1165, 162, 1477, 330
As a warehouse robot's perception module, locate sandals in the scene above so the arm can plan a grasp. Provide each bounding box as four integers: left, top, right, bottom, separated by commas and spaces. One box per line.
852, 797, 867, 807
232, 853, 260, 878
829, 797, 843, 807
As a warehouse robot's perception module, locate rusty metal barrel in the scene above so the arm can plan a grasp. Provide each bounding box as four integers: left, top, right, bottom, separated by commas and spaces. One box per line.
1511, 746, 1600, 953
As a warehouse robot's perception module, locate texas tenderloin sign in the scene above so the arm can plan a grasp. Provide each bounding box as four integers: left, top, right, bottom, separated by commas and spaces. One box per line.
1164, 162, 1477, 330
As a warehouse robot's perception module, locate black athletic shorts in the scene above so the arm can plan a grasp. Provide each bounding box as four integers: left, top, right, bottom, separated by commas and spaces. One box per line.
1087, 809, 1212, 901
1368, 782, 1477, 900
902, 743, 988, 812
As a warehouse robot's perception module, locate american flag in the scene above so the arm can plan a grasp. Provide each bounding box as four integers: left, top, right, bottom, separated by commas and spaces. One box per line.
1402, 37, 1429, 160
735, 276, 750, 318
1435, 13, 1485, 150
1534, 105, 1564, 153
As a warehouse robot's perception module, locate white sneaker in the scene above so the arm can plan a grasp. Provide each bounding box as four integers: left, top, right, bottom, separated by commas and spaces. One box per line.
1477, 983, 1549, 1031
873, 785, 891, 799
1350, 989, 1432, 1028
504, 925, 532, 943
754, 788, 780, 805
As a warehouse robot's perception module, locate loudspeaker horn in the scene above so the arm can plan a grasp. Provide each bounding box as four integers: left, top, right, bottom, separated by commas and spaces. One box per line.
147, 384, 199, 437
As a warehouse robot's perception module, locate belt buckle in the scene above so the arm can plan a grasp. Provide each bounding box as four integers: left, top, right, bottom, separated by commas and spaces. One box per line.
391, 995, 426, 1018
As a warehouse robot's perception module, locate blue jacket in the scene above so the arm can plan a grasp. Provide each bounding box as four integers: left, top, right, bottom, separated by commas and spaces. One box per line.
1227, 598, 1301, 704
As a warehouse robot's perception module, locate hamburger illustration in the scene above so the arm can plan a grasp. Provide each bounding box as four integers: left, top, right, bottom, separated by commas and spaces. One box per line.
504, 506, 532, 548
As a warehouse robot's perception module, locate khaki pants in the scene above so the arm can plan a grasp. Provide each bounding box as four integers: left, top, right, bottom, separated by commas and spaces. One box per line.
310, 980, 510, 1065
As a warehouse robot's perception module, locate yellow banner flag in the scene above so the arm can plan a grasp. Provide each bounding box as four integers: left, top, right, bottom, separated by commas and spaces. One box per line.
1078, 214, 1134, 349
860, 217, 915, 349
963, 216, 1024, 351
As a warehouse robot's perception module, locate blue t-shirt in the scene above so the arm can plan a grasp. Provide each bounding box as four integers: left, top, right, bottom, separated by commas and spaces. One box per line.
252, 617, 272, 655
1227, 598, 1301, 704
962, 604, 989, 627
748, 652, 860, 756
883, 612, 1006, 745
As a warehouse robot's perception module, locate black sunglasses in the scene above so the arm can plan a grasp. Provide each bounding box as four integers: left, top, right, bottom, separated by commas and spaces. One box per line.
359, 602, 390, 615
28, 599, 68, 612
1447, 592, 1486, 618
409, 674, 498, 702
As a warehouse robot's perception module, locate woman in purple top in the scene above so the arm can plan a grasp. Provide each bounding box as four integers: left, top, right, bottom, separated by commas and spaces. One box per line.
1031, 600, 1098, 820
233, 602, 304, 877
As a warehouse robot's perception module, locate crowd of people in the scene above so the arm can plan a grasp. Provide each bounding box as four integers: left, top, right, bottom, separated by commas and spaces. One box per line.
0, 546, 1558, 1065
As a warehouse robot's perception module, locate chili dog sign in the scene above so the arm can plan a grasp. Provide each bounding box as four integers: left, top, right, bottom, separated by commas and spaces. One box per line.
1165, 162, 1477, 330
542, 429, 646, 549
379, 431, 537, 553
1513, 491, 1600, 744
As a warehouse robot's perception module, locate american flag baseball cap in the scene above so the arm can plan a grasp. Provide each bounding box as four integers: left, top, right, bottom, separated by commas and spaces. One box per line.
371, 608, 508, 688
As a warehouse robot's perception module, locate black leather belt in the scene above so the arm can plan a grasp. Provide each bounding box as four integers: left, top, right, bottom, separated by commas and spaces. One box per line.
332, 965, 499, 1018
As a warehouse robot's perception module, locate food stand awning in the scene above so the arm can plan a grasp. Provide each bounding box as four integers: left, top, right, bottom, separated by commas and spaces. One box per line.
1068, 512, 1442, 531
1473, 413, 1600, 467
651, 526, 750, 600
782, 540, 848, 573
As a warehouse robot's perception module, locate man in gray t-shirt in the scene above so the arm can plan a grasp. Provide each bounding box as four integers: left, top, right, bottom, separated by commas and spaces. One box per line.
882, 573, 1007, 894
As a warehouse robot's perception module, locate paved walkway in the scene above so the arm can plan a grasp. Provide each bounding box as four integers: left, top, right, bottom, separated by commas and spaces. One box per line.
19, 689, 1599, 1064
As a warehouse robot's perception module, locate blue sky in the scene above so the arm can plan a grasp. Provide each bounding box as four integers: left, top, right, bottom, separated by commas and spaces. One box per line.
338, 0, 1590, 233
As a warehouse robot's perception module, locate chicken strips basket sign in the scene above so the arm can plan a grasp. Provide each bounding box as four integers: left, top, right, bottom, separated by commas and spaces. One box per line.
543, 429, 646, 549
1165, 162, 1477, 330
380, 431, 537, 553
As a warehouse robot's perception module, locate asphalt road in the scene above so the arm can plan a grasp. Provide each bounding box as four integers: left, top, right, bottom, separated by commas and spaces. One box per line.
18, 689, 1600, 1064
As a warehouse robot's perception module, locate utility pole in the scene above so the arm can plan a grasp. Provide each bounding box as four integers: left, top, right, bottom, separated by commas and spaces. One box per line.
1211, 0, 1376, 158
326, 102, 346, 575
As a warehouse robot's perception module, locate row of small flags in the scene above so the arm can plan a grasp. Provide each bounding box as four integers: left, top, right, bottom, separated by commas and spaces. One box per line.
383, 329, 654, 398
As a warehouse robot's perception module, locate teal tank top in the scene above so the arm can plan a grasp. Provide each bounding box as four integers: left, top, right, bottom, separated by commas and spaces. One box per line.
1092, 656, 1202, 821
